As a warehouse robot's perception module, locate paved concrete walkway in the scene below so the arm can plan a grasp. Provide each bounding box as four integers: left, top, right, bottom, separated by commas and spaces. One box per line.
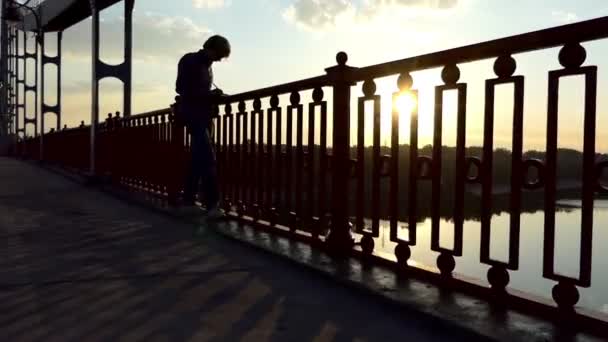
0, 158, 472, 341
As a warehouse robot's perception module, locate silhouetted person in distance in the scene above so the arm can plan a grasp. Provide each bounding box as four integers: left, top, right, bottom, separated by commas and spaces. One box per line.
175, 35, 230, 218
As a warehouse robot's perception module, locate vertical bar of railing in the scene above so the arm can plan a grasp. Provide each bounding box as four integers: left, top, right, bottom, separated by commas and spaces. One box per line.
227, 104, 235, 209
152, 115, 160, 193
234, 103, 242, 210
356, 89, 365, 233
404, 73, 420, 261
168, 113, 183, 205
307, 97, 316, 224
239, 101, 248, 214
391, 73, 416, 267
256, 98, 264, 220
274, 97, 283, 225
286, 92, 300, 229
370, 82, 382, 245
265, 96, 277, 222
318, 92, 328, 227
249, 100, 260, 215
295, 94, 304, 228
212, 109, 221, 200
221, 109, 229, 206
159, 114, 167, 193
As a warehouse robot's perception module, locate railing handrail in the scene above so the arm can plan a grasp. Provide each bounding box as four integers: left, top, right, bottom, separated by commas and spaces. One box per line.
353, 16, 608, 81
128, 107, 173, 120
219, 75, 328, 104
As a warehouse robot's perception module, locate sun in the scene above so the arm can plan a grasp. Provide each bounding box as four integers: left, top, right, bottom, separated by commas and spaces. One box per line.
395, 91, 417, 116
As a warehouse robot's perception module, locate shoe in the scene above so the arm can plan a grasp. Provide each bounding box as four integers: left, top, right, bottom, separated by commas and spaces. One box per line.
207, 206, 226, 220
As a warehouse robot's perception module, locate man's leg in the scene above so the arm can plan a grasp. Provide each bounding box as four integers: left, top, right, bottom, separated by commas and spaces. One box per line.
200, 128, 220, 209
183, 124, 205, 204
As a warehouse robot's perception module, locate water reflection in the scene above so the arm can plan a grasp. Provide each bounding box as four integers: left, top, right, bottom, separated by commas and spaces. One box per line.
360, 200, 608, 314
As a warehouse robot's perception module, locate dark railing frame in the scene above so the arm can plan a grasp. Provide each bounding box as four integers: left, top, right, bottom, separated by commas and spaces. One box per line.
14, 15, 608, 336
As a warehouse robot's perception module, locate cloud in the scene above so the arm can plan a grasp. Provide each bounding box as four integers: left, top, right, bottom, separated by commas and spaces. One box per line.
63, 13, 212, 63
192, 0, 227, 9
283, 0, 355, 29
551, 10, 578, 23
283, 0, 459, 30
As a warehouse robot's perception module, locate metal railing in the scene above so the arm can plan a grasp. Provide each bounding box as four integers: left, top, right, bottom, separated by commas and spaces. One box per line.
15, 16, 608, 333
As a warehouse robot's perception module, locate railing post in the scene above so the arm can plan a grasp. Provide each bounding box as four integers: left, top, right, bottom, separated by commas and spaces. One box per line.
167, 108, 183, 206
325, 52, 357, 256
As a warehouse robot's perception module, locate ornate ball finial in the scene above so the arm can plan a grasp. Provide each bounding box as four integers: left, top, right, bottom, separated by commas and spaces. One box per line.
238, 101, 246, 112
395, 243, 411, 267
487, 266, 510, 292
362, 79, 376, 97
559, 43, 586, 69
360, 235, 375, 255
397, 72, 413, 91
336, 51, 348, 66
552, 281, 580, 311
437, 253, 456, 276
253, 98, 262, 111
224, 103, 232, 114
290, 91, 301, 105
270, 95, 279, 108
441, 64, 460, 85
494, 55, 516, 78
312, 87, 324, 102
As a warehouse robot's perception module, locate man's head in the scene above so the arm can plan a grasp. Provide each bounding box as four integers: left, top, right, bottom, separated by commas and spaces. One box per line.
203, 35, 231, 62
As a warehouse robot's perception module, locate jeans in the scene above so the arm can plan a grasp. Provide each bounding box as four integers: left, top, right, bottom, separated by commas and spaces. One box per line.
184, 121, 219, 208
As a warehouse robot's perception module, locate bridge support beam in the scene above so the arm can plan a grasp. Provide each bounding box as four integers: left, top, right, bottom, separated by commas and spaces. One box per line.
40, 32, 63, 161
89, 0, 134, 175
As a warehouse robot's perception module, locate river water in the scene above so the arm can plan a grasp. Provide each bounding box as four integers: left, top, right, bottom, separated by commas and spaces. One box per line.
360, 200, 608, 314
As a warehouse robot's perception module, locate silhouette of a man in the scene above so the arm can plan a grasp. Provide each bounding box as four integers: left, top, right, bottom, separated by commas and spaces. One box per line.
175, 35, 231, 218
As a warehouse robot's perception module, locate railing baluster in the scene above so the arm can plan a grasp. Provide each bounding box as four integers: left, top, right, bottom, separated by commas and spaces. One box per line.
318, 91, 329, 232
273, 96, 282, 226
481, 55, 524, 295
296, 94, 304, 230
307, 94, 316, 229
286, 92, 300, 229
392, 72, 417, 268
239, 101, 248, 215
234, 103, 242, 211
265, 96, 276, 222
432, 64, 467, 277
249, 100, 261, 217
256, 98, 265, 220
357, 79, 381, 254
544, 43, 597, 312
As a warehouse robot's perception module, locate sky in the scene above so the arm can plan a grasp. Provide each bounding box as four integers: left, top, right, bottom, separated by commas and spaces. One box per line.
12, 0, 608, 151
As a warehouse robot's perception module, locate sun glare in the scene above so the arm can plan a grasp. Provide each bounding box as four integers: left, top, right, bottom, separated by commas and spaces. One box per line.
395, 91, 417, 115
